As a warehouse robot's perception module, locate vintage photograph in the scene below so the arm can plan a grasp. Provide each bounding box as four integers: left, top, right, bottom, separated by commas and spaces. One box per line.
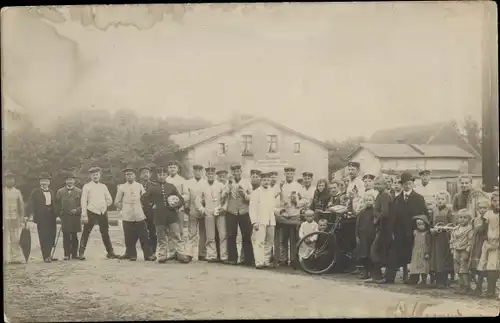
2, 2, 499, 320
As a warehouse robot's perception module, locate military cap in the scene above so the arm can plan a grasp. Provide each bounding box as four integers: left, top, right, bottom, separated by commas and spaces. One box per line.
347, 161, 360, 169
39, 172, 52, 180
284, 167, 296, 172
4, 171, 15, 178
400, 172, 414, 184
138, 164, 152, 172
167, 160, 180, 167
122, 165, 136, 173
88, 166, 101, 173
193, 164, 204, 170
269, 171, 278, 176
156, 166, 167, 174
362, 173, 376, 180
250, 169, 262, 176
230, 164, 242, 171
418, 169, 431, 176
302, 172, 313, 178
216, 169, 228, 175
260, 172, 271, 178
205, 166, 216, 173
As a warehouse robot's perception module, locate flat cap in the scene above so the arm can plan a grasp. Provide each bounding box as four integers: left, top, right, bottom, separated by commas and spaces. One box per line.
156, 166, 167, 173
362, 173, 376, 180
230, 164, 242, 171
88, 166, 101, 173
250, 169, 262, 176
122, 165, 136, 173
138, 164, 152, 172
412, 214, 430, 225
347, 161, 360, 169
192, 164, 204, 170
269, 171, 278, 176
418, 169, 431, 176
302, 172, 313, 178
216, 169, 228, 175
284, 167, 296, 172
260, 172, 271, 178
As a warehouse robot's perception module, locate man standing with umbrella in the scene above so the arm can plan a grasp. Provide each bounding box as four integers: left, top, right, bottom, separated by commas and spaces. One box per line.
55, 171, 82, 260
3, 171, 26, 264
28, 172, 58, 263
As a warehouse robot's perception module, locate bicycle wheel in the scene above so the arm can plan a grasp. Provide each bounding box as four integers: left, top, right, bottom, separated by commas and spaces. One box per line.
296, 231, 337, 275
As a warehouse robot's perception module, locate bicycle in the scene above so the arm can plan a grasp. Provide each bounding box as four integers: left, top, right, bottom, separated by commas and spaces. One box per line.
296, 209, 357, 275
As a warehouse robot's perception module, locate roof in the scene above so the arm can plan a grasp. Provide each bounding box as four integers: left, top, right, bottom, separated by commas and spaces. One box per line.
170, 116, 331, 151
347, 143, 474, 160
3, 94, 28, 115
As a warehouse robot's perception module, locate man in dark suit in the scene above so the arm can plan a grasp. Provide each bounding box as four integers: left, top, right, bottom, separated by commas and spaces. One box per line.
28, 172, 58, 263
384, 172, 428, 284
139, 164, 157, 254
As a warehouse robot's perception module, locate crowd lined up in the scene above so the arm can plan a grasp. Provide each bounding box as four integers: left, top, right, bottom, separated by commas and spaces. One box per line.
3, 161, 499, 299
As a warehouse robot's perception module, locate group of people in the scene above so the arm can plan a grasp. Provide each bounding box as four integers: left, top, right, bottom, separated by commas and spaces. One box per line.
3, 160, 499, 299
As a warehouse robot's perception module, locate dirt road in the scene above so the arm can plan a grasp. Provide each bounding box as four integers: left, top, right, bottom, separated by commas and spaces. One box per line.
4, 225, 498, 321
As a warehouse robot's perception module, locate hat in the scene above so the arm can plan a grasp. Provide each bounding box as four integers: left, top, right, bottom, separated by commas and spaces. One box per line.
302, 172, 313, 178
193, 164, 204, 170
4, 171, 15, 178
216, 169, 228, 175
347, 161, 360, 169
284, 167, 296, 172
250, 169, 262, 176
205, 166, 216, 172
260, 172, 271, 178
88, 166, 101, 173
39, 172, 52, 180
156, 166, 167, 174
122, 165, 136, 173
230, 164, 242, 171
63, 171, 77, 180
400, 172, 414, 183
362, 173, 376, 180
412, 214, 430, 225
269, 171, 278, 176
419, 169, 431, 176
167, 160, 180, 167
138, 164, 152, 172
304, 209, 314, 216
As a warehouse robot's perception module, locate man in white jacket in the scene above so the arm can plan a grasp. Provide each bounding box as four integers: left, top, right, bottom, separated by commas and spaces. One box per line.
250, 172, 280, 269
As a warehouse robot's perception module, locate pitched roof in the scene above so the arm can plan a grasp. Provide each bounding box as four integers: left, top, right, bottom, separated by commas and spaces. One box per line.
347, 143, 474, 159
170, 116, 331, 151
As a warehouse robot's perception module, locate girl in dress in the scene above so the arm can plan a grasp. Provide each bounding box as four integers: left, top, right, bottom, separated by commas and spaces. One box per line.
470, 198, 489, 295
450, 209, 474, 294
409, 215, 431, 286
429, 191, 454, 289
477, 191, 499, 298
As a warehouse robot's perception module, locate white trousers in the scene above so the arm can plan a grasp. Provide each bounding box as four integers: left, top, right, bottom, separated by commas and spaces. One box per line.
3, 226, 23, 263
205, 214, 227, 261
251, 224, 275, 267
186, 212, 207, 258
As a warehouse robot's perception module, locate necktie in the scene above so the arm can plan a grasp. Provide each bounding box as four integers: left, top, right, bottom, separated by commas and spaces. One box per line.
404, 193, 408, 202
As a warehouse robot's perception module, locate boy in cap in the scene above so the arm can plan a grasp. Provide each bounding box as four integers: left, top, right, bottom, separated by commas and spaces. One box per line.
3, 171, 26, 264
250, 172, 279, 269
414, 170, 438, 205
27, 172, 58, 262
79, 166, 118, 260
55, 171, 82, 260
186, 164, 208, 261
114, 166, 155, 261
138, 164, 158, 254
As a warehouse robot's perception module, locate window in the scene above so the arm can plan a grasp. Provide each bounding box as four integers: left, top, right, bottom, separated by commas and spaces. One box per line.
219, 143, 227, 155
267, 135, 278, 153
293, 142, 301, 154
242, 135, 253, 153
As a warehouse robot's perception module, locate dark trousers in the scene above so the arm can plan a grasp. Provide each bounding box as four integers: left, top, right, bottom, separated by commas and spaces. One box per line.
279, 224, 299, 264
79, 211, 114, 255
226, 213, 254, 265
144, 211, 157, 254
37, 221, 57, 260
122, 220, 153, 259
63, 232, 79, 258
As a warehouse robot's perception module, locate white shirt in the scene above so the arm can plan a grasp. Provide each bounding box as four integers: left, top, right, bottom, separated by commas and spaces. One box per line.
302, 185, 316, 207
347, 176, 365, 198
166, 174, 189, 201
200, 180, 224, 214
187, 177, 208, 212
114, 181, 146, 222
43, 191, 51, 206
81, 181, 113, 216
403, 189, 413, 200
414, 181, 438, 203
249, 186, 278, 226
299, 221, 319, 239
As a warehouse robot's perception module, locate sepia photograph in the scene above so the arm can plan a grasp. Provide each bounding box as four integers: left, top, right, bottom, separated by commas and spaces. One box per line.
2, 2, 499, 321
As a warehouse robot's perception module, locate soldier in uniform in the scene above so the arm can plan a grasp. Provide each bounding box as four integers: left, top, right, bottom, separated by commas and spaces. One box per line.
139, 164, 158, 254
363, 173, 379, 199
346, 162, 365, 215
186, 164, 208, 261
301, 172, 315, 208
250, 169, 262, 190
414, 170, 438, 205
55, 171, 82, 260
3, 171, 26, 265
143, 165, 190, 263
216, 169, 229, 260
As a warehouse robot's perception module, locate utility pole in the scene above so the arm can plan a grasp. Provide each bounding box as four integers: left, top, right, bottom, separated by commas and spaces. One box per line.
481, 1, 499, 192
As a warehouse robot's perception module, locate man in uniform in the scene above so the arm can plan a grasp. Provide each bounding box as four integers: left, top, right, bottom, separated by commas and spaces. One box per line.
363, 173, 379, 198
269, 171, 281, 199
139, 164, 158, 254
301, 172, 315, 207
250, 169, 262, 190
165, 160, 189, 260
143, 165, 190, 263
79, 167, 118, 260
216, 169, 229, 260
3, 171, 26, 265
224, 164, 254, 266
186, 164, 208, 261
414, 170, 438, 205
346, 162, 365, 215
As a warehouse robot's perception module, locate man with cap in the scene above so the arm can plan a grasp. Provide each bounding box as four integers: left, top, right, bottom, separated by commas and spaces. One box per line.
186, 164, 208, 261
269, 171, 281, 199
414, 170, 438, 204
55, 171, 82, 260
301, 172, 315, 207
216, 169, 230, 260
165, 160, 189, 260
250, 172, 280, 269
27, 172, 58, 262
224, 164, 254, 266
3, 171, 26, 264
250, 169, 262, 191
79, 166, 118, 260
139, 164, 158, 254
278, 166, 308, 267
198, 166, 228, 263
346, 162, 365, 215
362, 173, 379, 202
384, 171, 428, 284
114, 165, 156, 261
142, 165, 190, 263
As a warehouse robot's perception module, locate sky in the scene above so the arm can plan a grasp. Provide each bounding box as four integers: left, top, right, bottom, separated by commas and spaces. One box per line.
1, 2, 492, 141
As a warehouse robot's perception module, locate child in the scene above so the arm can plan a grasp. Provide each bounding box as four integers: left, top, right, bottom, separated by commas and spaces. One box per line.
354, 193, 377, 279
477, 191, 499, 298
429, 192, 454, 289
298, 210, 319, 259
450, 209, 474, 294
469, 198, 489, 295
409, 215, 431, 286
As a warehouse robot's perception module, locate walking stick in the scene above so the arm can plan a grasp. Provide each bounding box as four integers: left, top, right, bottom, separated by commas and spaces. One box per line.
51, 225, 63, 259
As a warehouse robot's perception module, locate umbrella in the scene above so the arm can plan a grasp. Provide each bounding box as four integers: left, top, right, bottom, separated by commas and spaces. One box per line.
51, 225, 62, 259
19, 220, 31, 263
